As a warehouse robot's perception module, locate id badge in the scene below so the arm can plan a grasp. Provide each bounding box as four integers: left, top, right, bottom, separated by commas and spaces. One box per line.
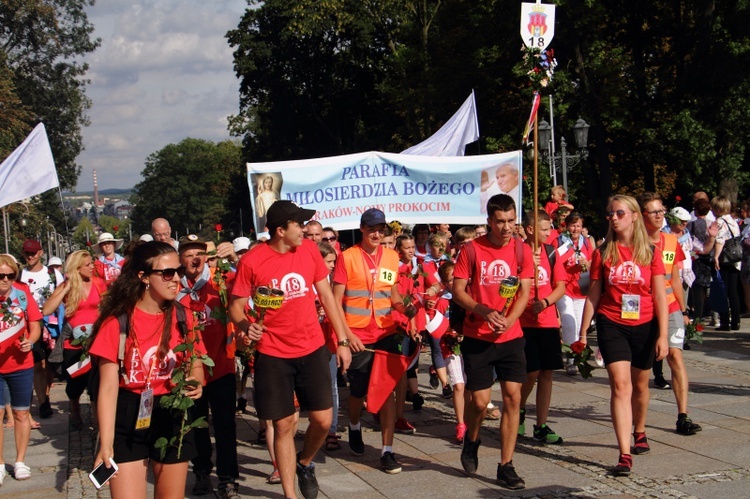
135, 388, 154, 430
621, 294, 641, 320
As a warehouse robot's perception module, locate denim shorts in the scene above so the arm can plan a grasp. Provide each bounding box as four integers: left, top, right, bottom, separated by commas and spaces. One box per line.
0, 367, 35, 410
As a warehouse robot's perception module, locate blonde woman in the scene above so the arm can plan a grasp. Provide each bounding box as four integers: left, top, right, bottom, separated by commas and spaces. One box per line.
255, 175, 279, 230
578, 195, 668, 476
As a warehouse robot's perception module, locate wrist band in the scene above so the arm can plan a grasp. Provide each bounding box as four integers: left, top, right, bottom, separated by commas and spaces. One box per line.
543, 298, 549, 308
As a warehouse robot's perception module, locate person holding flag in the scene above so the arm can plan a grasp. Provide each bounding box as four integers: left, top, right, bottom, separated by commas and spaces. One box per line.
0, 254, 42, 482
229, 200, 351, 499
452, 194, 533, 490
332, 208, 417, 475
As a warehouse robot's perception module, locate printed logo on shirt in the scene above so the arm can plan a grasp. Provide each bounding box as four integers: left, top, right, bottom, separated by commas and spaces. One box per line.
272, 272, 309, 301
127, 345, 177, 385
535, 266, 550, 287
103, 264, 121, 281
609, 261, 646, 286
479, 259, 512, 286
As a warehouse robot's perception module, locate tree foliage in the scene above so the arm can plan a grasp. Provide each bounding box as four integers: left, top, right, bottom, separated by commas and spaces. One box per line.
228, 0, 750, 232
130, 139, 244, 237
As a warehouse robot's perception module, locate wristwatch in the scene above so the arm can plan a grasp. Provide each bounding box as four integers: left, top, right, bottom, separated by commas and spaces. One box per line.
338, 339, 351, 347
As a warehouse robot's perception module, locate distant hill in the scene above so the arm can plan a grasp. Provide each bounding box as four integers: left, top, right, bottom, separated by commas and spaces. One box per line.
63, 188, 132, 197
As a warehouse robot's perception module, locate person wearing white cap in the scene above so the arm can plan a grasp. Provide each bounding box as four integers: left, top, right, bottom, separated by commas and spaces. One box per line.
139, 234, 154, 242
47, 257, 63, 273
232, 237, 251, 257
93, 232, 125, 286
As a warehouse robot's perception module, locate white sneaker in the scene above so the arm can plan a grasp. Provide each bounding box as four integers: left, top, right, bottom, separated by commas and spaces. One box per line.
565, 363, 578, 376
0, 466, 7, 485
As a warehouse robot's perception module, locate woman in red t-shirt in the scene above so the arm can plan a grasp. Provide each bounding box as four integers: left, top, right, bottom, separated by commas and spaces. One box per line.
89, 242, 205, 498
44, 251, 106, 430
0, 254, 42, 482
579, 195, 668, 477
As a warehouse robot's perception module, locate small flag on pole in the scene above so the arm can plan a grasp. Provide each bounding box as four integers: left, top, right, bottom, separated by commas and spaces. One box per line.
522, 92, 541, 144
67, 356, 92, 378
366, 344, 420, 414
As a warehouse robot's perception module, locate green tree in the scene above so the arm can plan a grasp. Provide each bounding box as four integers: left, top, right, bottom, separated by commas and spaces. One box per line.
130, 139, 243, 237
72, 217, 95, 250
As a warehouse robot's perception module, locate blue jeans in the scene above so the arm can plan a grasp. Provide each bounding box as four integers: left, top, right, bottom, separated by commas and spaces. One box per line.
0, 368, 34, 410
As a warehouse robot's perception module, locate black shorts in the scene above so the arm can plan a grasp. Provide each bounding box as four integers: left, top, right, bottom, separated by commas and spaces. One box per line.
254, 346, 333, 421
596, 315, 658, 370
62, 348, 91, 400
347, 334, 417, 398
522, 327, 564, 373
113, 389, 197, 464
462, 336, 527, 391
32, 342, 51, 363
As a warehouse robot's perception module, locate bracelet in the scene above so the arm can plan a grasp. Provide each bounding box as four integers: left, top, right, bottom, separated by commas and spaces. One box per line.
543, 298, 549, 308
682, 310, 689, 316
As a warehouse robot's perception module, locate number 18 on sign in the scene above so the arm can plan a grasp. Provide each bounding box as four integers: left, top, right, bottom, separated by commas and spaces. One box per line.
520, 1, 555, 50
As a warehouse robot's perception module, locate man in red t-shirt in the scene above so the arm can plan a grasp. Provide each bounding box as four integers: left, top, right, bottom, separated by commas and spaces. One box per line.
639, 193, 702, 436
229, 201, 351, 499
452, 194, 533, 490
177, 235, 240, 497
518, 211, 567, 445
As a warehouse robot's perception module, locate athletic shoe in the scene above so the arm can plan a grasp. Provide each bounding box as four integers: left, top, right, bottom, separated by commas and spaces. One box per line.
217, 482, 241, 499
192, 473, 212, 495
518, 409, 525, 436
632, 431, 650, 455
653, 376, 671, 390
442, 384, 453, 399
349, 428, 365, 456
395, 417, 416, 435
496, 461, 525, 490
412, 392, 425, 411
455, 423, 467, 444
429, 365, 439, 389
460, 438, 481, 474
612, 453, 632, 476
380, 451, 402, 474
565, 363, 578, 376
676, 415, 702, 435
296, 458, 319, 499
533, 423, 563, 444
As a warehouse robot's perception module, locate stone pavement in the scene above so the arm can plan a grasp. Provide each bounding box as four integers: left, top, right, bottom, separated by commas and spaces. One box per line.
1, 324, 750, 498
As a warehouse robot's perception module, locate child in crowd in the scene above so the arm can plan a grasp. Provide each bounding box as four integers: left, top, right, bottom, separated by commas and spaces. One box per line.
544, 186, 575, 219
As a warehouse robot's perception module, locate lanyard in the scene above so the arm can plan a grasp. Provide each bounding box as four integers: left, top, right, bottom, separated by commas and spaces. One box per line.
359, 246, 382, 304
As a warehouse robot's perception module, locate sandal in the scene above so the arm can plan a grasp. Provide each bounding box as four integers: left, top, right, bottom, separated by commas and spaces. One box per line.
30, 420, 41, 430
485, 407, 501, 421
325, 433, 341, 451
3, 420, 13, 429
14, 462, 31, 480
266, 468, 281, 484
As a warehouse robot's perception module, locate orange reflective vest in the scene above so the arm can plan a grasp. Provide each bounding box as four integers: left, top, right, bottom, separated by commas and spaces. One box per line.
341, 246, 399, 329
660, 233, 678, 307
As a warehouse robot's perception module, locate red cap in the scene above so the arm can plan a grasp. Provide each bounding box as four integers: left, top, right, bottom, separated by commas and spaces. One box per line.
22, 240, 42, 253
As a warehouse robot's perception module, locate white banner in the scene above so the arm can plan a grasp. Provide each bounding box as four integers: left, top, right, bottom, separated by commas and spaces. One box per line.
401, 91, 480, 156
247, 150, 523, 232
0, 123, 60, 207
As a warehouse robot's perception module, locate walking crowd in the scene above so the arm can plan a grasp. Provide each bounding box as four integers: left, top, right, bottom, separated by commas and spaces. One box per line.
0, 186, 749, 498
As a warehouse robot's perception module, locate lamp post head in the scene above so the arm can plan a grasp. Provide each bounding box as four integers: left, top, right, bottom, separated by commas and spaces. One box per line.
538, 119, 551, 147
573, 118, 590, 149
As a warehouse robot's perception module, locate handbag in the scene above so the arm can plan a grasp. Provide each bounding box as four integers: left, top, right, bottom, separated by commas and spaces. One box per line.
708, 270, 728, 315
719, 220, 743, 264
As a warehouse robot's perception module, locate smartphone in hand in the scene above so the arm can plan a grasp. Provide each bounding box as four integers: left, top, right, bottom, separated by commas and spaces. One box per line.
89, 458, 118, 489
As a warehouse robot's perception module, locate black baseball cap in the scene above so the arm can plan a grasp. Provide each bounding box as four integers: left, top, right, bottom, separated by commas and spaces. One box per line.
266, 201, 316, 235
360, 208, 387, 227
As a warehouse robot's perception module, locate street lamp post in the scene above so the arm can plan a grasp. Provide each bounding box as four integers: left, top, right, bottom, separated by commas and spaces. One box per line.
538, 118, 590, 196
2, 202, 31, 254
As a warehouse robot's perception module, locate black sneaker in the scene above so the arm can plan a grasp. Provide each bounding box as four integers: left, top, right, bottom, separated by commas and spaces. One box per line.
217, 482, 241, 499
429, 365, 439, 389
39, 399, 53, 419
236, 397, 247, 413
676, 415, 702, 435
296, 458, 319, 499
192, 473, 212, 496
460, 438, 481, 474
442, 385, 453, 399
349, 428, 365, 456
653, 376, 671, 390
380, 451, 402, 474
496, 461, 525, 490
412, 392, 425, 411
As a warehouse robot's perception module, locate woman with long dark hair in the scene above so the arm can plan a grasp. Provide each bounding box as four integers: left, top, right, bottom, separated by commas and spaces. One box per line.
578, 195, 668, 477
89, 242, 205, 498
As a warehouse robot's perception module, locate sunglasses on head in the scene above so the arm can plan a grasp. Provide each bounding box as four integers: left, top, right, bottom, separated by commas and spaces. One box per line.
146, 267, 185, 281
0, 273, 16, 281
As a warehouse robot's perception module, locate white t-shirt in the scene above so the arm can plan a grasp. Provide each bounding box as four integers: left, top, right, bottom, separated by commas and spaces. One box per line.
21, 266, 64, 311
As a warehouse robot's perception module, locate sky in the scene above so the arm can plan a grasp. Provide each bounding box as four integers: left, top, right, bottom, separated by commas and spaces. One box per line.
75, 0, 248, 191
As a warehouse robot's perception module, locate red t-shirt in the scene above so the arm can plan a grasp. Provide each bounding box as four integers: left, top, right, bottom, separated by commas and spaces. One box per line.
89, 305, 203, 395
332, 245, 396, 344
95, 256, 126, 286
453, 236, 534, 343
392, 260, 427, 332
65, 277, 106, 349
559, 237, 594, 299
520, 245, 566, 328
0, 283, 43, 373
654, 233, 686, 314
233, 239, 329, 358
179, 274, 236, 382
590, 245, 666, 325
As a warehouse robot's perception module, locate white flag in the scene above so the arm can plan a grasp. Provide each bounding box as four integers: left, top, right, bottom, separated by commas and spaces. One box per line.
0, 123, 60, 207
401, 91, 480, 156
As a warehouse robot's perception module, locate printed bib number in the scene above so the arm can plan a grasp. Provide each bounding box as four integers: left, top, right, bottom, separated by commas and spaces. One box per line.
379, 268, 397, 285
135, 388, 154, 430
662, 251, 676, 265
621, 294, 641, 320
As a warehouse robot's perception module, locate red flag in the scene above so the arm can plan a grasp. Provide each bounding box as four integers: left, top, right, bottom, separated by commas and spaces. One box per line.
66, 356, 92, 378
366, 346, 420, 414
522, 92, 541, 144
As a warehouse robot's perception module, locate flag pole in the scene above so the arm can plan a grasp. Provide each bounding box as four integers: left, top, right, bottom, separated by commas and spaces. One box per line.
533, 104, 539, 300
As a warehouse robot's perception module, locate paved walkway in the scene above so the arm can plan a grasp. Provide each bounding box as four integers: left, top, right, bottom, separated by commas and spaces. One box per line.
2, 323, 750, 498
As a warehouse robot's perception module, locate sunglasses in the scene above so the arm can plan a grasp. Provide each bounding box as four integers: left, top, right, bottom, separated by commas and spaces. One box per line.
322, 236, 337, 242
606, 210, 628, 220
0, 273, 17, 281
146, 267, 185, 281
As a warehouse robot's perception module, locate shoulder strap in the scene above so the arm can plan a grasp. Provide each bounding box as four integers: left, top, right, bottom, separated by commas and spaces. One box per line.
461, 240, 477, 280
514, 237, 524, 275
544, 243, 556, 270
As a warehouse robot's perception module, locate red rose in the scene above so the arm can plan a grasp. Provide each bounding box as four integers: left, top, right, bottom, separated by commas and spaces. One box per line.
675, 196, 682, 203
570, 341, 586, 355
215, 223, 223, 232
86, 241, 91, 247
81, 326, 86, 332
113, 225, 119, 232
696, 323, 704, 332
